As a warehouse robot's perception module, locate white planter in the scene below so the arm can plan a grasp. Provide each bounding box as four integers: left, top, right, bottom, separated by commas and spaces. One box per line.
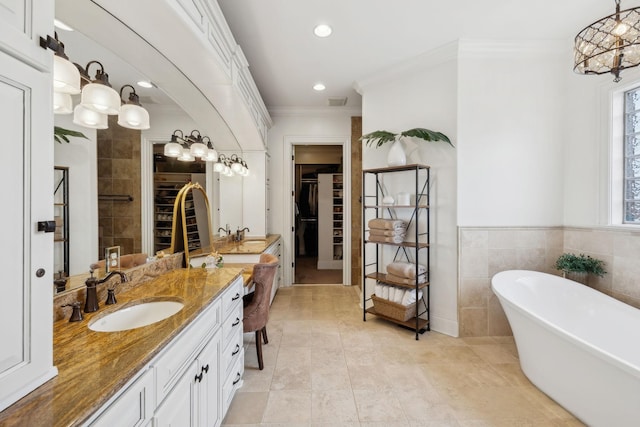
386, 139, 406, 167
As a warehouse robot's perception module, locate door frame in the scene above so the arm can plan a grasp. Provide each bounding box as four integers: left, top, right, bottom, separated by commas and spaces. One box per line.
283, 136, 351, 286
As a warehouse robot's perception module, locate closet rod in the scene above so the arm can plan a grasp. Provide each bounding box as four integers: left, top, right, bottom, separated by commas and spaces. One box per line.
98, 194, 134, 202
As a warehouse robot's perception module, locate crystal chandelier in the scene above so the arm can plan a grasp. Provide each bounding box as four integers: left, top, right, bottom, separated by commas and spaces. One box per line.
574, 0, 640, 82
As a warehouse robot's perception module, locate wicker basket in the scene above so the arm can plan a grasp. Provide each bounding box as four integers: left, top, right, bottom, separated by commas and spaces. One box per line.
371, 294, 416, 322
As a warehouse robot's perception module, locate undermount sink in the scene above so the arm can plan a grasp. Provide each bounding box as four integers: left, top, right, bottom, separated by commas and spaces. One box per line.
242, 240, 265, 245
89, 299, 184, 332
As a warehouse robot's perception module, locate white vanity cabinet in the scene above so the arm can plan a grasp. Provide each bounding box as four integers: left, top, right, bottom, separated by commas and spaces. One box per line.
83, 275, 244, 427
0, 0, 57, 412
219, 274, 245, 419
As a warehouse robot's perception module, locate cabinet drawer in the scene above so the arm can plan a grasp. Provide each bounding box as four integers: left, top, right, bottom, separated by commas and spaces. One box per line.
221, 349, 244, 418
222, 327, 243, 380
154, 300, 221, 405
222, 301, 242, 345
221, 277, 243, 320
88, 368, 154, 427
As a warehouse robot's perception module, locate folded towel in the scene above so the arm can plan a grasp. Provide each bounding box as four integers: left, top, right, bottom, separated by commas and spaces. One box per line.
402, 289, 423, 306
381, 284, 390, 300
386, 261, 427, 279
391, 286, 404, 304
375, 284, 384, 299
368, 234, 405, 244
369, 228, 406, 237
368, 218, 407, 230
386, 273, 426, 285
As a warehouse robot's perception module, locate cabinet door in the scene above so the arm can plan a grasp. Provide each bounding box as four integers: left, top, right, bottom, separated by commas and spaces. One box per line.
0, 44, 55, 410
198, 330, 222, 427
154, 360, 198, 427
0, 0, 52, 70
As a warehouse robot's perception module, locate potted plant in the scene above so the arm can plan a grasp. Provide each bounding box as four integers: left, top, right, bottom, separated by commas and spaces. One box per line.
360, 127, 453, 166
554, 253, 606, 284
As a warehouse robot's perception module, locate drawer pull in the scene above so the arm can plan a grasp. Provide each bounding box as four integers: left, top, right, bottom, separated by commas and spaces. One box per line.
231, 293, 241, 301
231, 317, 240, 327
195, 372, 203, 383
232, 372, 242, 385
231, 344, 240, 356
202, 364, 209, 374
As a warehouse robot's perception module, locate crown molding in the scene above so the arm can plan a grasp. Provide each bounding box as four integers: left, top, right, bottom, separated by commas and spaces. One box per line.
458, 38, 567, 59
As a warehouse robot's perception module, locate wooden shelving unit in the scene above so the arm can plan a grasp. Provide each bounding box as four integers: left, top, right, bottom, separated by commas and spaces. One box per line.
362, 164, 430, 340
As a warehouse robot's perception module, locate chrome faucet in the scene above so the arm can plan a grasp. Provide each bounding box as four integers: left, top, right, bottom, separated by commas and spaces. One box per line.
84, 269, 128, 313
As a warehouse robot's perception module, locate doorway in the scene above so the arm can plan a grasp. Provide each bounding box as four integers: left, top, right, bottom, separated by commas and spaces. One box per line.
293, 145, 343, 284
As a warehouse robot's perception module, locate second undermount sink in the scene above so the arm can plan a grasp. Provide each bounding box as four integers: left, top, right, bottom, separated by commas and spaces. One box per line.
89, 299, 184, 332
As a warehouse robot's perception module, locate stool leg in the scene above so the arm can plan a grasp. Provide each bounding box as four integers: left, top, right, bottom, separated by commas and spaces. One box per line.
261, 326, 269, 345
255, 330, 264, 370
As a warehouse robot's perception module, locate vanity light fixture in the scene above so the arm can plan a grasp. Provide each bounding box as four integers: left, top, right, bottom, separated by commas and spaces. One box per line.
72, 104, 108, 129
117, 85, 150, 130
574, 0, 640, 82
164, 130, 184, 157
187, 130, 208, 158
79, 61, 121, 114
40, 34, 81, 95
230, 154, 243, 174
213, 154, 227, 172
165, 129, 220, 163
53, 91, 73, 115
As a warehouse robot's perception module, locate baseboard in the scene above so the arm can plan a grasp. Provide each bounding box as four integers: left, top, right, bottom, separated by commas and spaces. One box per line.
430, 315, 459, 337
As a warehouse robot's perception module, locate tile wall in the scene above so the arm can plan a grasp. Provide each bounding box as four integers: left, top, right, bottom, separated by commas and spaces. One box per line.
458, 226, 640, 337
97, 116, 142, 257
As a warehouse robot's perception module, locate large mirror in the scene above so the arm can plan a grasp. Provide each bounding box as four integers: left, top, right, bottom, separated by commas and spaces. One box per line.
53, 0, 243, 294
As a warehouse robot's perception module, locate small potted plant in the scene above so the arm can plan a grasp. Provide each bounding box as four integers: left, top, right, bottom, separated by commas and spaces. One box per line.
554, 253, 606, 284
360, 127, 453, 166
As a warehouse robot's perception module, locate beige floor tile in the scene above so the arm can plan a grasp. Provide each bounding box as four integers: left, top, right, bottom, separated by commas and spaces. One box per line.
352, 389, 407, 422
225, 285, 580, 426
223, 391, 269, 424
262, 390, 312, 423
311, 390, 359, 422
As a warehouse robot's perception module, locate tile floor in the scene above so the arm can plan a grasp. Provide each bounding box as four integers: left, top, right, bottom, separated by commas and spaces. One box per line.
223, 285, 583, 426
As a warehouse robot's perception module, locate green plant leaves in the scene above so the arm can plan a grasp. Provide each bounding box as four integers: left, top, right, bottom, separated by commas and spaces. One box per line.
360, 127, 454, 147
401, 128, 454, 147
554, 253, 606, 277
54, 126, 88, 144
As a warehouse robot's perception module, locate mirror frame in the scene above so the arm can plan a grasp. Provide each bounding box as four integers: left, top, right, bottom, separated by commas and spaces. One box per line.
168, 182, 215, 267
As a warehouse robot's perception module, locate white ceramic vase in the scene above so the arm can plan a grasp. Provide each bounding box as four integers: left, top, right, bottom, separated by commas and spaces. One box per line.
386, 138, 406, 167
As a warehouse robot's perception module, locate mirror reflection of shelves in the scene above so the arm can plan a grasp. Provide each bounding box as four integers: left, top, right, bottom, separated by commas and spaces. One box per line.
54, 167, 69, 277
153, 172, 204, 253
318, 173, 343, 269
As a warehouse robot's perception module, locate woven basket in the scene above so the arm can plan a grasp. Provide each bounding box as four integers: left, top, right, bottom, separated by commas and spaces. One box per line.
371, 294, 416, 322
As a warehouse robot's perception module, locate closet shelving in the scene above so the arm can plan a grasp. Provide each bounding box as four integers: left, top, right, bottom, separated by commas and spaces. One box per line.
54, 167, 69, 276
332, 174, 343, 261
318, 173, 343, 268
153, 173, 199, 253
362, 164, 430, 340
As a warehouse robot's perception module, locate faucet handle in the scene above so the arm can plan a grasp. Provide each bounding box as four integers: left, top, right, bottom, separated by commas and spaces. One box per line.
105, 289, 117, 305
62, 302, 83, 322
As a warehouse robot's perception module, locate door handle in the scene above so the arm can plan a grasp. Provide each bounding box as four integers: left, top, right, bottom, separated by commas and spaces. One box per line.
37, 220, 56, 233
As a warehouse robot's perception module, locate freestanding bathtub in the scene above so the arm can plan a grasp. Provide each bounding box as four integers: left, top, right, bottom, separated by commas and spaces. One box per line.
492, 270, 640, 427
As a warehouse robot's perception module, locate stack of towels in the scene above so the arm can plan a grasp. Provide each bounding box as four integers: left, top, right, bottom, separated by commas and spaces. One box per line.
375, 283, 423, 306
385, 261, 427, 285
368, 218, 407, 244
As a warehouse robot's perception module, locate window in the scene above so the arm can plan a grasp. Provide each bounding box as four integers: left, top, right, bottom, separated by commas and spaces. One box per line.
623, 87, 640, 223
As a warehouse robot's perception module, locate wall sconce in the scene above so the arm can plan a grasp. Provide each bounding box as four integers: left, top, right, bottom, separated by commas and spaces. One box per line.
73, 104, 108, 129
118, 85, 150, 130
40, 34, 81, 95
78, 60, 121, 114
165, 129, 218, 162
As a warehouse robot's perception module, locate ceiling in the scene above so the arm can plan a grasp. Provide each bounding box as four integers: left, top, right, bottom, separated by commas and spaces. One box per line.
217, 0, 640, 112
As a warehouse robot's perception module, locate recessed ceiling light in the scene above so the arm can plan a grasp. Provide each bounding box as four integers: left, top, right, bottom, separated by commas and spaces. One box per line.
313, 24, 332, 38
313, 83, 326, 91
54, 19, 74, 32
136, 81, 155, 88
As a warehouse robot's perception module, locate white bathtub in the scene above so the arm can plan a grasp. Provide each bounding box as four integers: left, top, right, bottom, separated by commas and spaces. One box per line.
491, 270, 640, 427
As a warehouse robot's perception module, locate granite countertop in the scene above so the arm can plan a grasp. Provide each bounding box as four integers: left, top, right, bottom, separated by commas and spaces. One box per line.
0, 267, 243, 427
215, 234, 280, 255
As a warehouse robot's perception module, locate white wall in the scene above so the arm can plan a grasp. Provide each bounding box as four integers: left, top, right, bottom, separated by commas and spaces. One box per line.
267, 112, 353, 286
457, 40, 567, 227
53, 114, 98, 275
357, 43, 459, 336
